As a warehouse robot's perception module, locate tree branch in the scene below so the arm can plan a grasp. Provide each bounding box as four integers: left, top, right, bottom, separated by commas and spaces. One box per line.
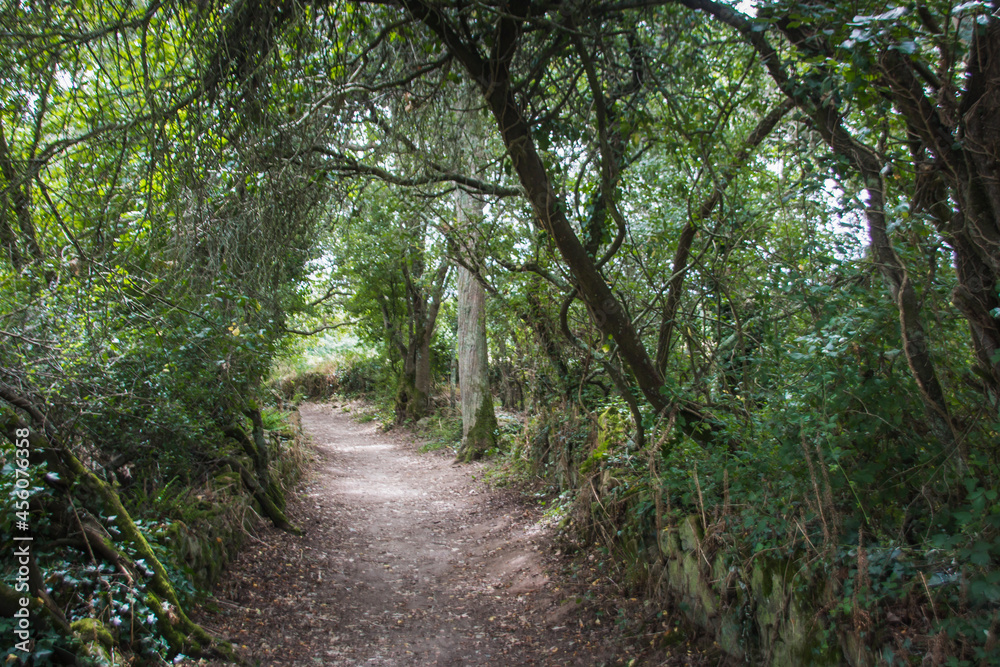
655, 99, 794, 373
282, 320, 358, 336
311, 147, 521, 197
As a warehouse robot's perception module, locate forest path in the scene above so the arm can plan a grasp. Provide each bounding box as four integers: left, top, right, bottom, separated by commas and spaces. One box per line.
189, 401, 632, 666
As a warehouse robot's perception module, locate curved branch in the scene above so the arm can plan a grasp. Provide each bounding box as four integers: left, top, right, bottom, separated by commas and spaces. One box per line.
402, 0, 673, 416
283, 320, 358, 336
655, 99, 794, 373
312, 146, 521, 197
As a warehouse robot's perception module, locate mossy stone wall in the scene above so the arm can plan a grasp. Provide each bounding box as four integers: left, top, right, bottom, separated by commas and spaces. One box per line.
650, 514, 875, 666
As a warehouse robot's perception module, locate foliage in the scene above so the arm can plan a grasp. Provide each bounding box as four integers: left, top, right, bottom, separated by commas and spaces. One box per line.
3, 0, 1000, 663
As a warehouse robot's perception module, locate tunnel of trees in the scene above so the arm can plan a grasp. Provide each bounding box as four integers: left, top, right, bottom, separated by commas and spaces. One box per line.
2, 0, 999, 663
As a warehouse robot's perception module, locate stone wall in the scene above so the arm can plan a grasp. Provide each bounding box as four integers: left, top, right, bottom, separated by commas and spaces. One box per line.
650, 514, 876, 666
156, 410, 308, 591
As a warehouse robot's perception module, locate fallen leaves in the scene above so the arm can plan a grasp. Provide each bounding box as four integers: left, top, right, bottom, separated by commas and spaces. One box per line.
177, 403, 699, 666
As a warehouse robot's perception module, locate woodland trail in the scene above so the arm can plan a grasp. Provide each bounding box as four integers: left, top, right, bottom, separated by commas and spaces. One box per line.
187, 402, 644, 666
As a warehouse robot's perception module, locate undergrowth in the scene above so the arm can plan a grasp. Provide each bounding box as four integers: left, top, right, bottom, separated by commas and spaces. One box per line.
275, 346, 1000, 664
0, 407, 308, 665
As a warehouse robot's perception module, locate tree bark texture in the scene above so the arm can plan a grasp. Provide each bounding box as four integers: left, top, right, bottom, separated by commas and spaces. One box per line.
455, 188, 498, 462
396, 317, 433, 422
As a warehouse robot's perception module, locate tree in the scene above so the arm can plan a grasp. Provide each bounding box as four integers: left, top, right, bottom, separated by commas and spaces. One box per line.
449, 93, 499, 460
673, 0, 1000, 448
328, 183, 451, 422
0, 0, 310, 657
367, 0, 782, 442
5, 0, 999, 659
455, 186, 498, 460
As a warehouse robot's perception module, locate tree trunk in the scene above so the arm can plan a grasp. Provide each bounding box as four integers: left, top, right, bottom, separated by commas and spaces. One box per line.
396, 322, 431, 422
494, 335, 523, 410
456, 263, 497, 461
863, 174, 960, 453
875, 30, 1000, 402
455, 188, 498, 462
942, 24, 1000, 399
449, 344, 457, 409
395, 270, 444, 423
415, 328, 432, 411
0, 195, 25, 269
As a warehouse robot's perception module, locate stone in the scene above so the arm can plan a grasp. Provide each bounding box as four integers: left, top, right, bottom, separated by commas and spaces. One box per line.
659, 527, 679, 556
679, 515, 702, 552
718, 611, 746, 660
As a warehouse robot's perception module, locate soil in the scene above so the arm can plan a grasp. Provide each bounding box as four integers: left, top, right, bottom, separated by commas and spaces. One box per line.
183, 401, 701, 666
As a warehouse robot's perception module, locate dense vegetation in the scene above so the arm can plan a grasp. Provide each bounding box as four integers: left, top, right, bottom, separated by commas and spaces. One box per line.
3, 0, 999, 664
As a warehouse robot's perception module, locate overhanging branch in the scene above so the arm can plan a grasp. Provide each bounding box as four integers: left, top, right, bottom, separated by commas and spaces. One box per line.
312, 146, 521, 196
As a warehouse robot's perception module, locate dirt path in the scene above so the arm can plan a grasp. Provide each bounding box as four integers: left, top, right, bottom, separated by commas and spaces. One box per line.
188, 402, 636, 666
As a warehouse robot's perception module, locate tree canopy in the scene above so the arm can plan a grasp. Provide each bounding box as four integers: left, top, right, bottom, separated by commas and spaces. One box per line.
3, 0, 1000, 663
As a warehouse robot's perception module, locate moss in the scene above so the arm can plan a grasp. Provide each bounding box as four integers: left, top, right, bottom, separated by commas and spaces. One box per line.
750, 558, 783, 627
213, 471, 241, 494
68, 620, 116, 664
71, 618, 113, 648
659, 527, 680, 556
718, 612, 746, 660
579, 438, 610, 476
597, 405, 628, 441
745, 556, 842, 667
162, 492, 252, 589
456, 390, 497, 462
266, 479, 286, 512
580, 404, 630, 475
145, 591, 200, 656
396, 375, 428, 423
678, 515, 703, 552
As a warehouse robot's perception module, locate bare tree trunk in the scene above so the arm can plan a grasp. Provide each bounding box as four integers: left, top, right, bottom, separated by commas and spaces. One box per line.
449, 343, 457, 409
415, 323, 433, 409
455, 187, 497, 462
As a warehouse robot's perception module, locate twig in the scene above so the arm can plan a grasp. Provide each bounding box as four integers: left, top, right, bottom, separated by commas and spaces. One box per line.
794, 519, 817, 552
800, 434, 830, 550
693, 463, 707, 534
920, 571, 940, 624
